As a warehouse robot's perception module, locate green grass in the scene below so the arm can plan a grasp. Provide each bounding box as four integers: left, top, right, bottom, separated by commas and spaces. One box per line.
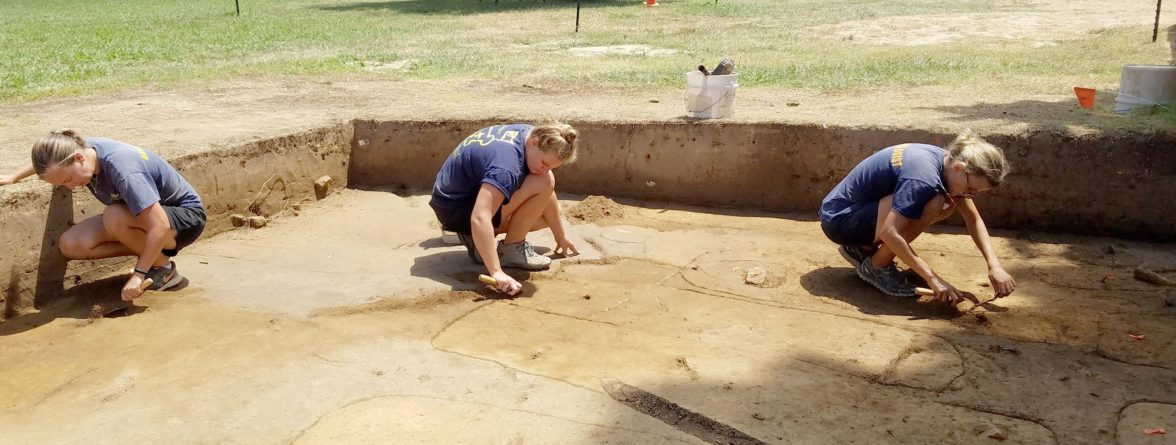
0, 0, 1172, 103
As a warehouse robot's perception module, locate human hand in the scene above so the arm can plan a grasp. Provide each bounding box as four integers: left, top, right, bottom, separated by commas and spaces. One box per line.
554, 236, 580, 257
988, 267, 1017, 298
491, 271, 522, 296
0, 175, 16, 186
927, 276, 964, 304
122, 275, 146, 301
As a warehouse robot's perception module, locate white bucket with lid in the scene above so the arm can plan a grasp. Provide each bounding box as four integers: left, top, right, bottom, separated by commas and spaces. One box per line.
685, 71, 738, 119
1114, 65, 1176, 113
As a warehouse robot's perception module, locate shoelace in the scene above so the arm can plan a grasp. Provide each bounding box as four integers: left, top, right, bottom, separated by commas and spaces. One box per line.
523, 241, 538, 257
875, 263, 905, 281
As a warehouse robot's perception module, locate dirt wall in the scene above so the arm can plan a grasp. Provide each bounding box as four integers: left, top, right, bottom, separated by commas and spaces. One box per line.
351, 120, 1176, 241
0, 124, 352, 319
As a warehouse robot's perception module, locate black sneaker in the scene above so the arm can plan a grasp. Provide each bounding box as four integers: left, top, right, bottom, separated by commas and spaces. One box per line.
838, 245, 875, 269
145, 261, 184, 291
456, 233, 483, 265
856, 260, 917, 298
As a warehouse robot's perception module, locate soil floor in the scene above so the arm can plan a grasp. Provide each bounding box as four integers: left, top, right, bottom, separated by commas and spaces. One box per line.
1, 190, 1173, 444
1, 4, 1175, 440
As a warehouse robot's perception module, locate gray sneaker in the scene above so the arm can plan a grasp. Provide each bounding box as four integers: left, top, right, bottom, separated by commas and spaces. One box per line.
457, 233, 483, 265
145, 261, 184, 291
710, 57, 735, 75
498, 240, 551, 271
838, 245, 874, 269
856, 260, 917, 298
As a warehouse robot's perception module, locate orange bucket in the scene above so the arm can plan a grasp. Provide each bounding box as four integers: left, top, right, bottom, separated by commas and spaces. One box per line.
645, 0, 658, 6
1074, 87, 1096, 109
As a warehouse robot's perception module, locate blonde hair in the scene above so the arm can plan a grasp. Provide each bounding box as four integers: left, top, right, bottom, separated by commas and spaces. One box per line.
32, 129, 87, 176
946, 129, 1010, 186
530, 121, 579, 164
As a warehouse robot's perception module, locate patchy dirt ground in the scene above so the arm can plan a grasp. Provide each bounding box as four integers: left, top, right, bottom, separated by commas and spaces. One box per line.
1, 190, 1173, 444
0, 3, 1174, 443
807, 0, 1172, 46
3, 75, 1168, 194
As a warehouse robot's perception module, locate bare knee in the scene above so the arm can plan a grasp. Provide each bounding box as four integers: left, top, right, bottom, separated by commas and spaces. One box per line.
911, 197, 952, 232
933, 204, 957, 224
522, 171, 555, 194
58, 230, 84, 259
101, 204, 134, 235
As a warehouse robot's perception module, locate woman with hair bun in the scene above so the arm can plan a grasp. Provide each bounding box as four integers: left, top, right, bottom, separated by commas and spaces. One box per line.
819, 129, 1016, 303
429, 122, 581, 295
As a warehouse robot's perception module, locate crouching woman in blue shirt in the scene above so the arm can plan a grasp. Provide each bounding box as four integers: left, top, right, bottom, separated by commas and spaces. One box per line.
0, 130, 205, 301
430, 122, 580, 296
818, 130, 1016, 304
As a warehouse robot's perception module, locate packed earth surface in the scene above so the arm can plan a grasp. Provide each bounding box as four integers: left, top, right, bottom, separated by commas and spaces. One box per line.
2, 2, 1176, 444
1, 189, 1174, 444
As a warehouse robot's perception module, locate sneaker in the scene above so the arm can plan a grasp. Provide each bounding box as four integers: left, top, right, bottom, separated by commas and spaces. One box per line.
710, 57, 735, 75
498, 240, 551, 271
856, 260, 917, 298
838, 245, 875, 269
457, 233, 483, 265
145, 261, 184, 291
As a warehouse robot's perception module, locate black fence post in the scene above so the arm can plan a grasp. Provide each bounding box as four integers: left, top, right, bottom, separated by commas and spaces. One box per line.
1154, 0, 1163, 42
575, 0, 581, 33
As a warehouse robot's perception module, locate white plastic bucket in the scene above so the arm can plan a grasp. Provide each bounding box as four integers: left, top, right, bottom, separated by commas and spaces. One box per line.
685, 71, 738, 119
1114, 65, 1176, 113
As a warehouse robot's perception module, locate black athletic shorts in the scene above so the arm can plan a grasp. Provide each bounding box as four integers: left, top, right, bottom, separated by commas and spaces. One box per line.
820, 200, 880, 247
162, 205, 206, 257
430, 199, 501, 235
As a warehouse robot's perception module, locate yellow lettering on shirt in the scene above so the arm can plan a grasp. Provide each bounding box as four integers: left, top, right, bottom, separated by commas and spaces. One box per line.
890, 144, 909, 168
460, 126, 521, 149
137, 148, 149, 161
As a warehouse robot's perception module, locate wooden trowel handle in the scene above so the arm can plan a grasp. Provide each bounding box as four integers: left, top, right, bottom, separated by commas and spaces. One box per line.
915, 287, 934, 297
139, 278, 154, 291
478, 274, 497, 285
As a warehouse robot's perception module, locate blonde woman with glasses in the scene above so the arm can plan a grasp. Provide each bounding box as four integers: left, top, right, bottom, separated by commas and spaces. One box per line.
1, 130, 205, 301
818, 130, 1016, 303
429, 122, 580, 296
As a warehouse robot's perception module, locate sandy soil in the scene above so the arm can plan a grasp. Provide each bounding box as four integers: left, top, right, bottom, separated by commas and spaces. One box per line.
0, 73, 1171, 184
0, 3, 1174, 443
1, 190, 1173, 444
808, 0, 1172, 46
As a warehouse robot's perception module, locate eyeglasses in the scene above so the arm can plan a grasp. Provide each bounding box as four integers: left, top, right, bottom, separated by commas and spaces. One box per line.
960, 174, 985, 198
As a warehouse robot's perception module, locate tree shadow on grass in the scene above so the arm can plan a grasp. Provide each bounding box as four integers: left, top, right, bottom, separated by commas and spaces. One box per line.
309, 0, 632, 15
917, 96, 1151, 133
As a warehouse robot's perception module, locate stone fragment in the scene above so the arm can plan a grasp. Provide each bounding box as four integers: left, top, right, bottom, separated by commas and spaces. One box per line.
744, 267, 767, 286
247, 216, 268, 229
314, 175, 333, 200
230, 214, 248, 227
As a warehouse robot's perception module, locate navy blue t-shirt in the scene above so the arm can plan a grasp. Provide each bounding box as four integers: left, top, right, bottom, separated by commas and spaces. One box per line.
820, 143, 946, 222
85, 138, 203, 215
431, 124, 532, 209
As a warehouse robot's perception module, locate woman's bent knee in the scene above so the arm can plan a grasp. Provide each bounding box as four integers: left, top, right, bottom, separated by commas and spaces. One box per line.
58, 229, 85, 259
101, 204, 133, 234
521, 171, 555, 193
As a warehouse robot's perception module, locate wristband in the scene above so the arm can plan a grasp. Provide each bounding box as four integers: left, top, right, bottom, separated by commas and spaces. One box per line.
133, 267, 151, 276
